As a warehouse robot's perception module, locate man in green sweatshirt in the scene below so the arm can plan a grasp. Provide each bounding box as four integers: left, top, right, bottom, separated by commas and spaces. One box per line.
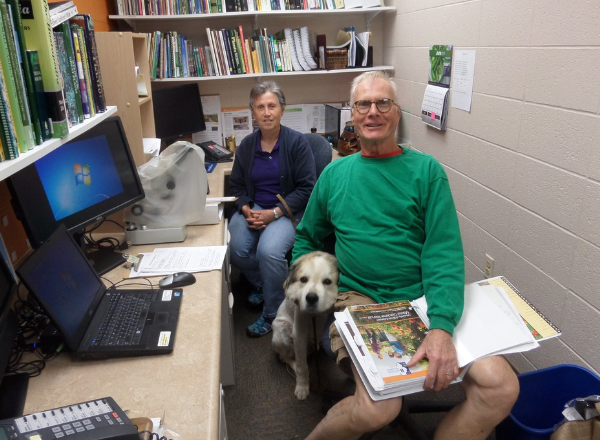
293, 71, 519, 440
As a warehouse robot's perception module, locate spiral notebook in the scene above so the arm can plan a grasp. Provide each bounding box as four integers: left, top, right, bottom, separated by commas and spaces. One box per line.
474, 276, 561, 342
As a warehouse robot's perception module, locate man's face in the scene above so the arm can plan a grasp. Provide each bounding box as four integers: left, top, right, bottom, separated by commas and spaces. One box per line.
252, 91, 284, 133
351, 78, 401, 145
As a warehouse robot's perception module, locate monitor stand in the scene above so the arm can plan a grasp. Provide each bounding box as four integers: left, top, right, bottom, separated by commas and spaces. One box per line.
73, 231, 124, 276
86, 248, 125, 276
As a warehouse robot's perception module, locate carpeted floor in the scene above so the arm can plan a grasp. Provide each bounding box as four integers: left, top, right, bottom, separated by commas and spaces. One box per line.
223, 269, 495, 440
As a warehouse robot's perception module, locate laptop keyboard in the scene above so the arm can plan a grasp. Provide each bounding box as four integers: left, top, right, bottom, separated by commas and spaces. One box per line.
92, 291, 155, 346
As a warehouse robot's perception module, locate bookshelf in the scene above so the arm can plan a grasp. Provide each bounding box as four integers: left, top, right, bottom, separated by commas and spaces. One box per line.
95, 32, 156, 167
109, 6, 396, 21
108, 6, 395, 82
0, 107, 118, 182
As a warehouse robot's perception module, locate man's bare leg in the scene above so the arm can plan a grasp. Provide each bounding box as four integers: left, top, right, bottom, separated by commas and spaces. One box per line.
434, 356, 519, 440
306, 363, 403, 440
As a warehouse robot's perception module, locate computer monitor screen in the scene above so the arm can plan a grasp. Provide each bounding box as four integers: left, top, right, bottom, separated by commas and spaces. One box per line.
7, 116, 144, 274
0, 253, 22, 417
152, 83, 206, 144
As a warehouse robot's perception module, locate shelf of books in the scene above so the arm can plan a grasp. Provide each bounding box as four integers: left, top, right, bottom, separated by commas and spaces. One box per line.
110, 6, 396, 21
0, 0, 110, 181
0, 107, 117, 182
152, 65, 393, 81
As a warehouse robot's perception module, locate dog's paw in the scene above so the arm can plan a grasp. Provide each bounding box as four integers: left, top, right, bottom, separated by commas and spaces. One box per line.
294, 384, 310, 400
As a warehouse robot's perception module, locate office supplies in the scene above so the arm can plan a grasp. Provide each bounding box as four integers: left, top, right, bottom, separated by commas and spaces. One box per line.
0, 397, 139, 440
7, 117, 144, 275
17, 225, 182, 360
159, 272, 197, 289
421, 84, 449, 130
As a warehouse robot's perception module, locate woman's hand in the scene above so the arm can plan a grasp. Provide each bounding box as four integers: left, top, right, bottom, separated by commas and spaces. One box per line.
245, 209, 279, 230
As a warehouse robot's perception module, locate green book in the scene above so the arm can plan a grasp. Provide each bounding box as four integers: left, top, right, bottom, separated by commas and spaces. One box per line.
21, 0, 69, 139
0, 60, 18, 160
6, 0, 48, 144
74, 26, 95, 117
58, 22, 83, 123
0, 0, 35, 152
53, 31, 78, 127
26, 50, 52, 144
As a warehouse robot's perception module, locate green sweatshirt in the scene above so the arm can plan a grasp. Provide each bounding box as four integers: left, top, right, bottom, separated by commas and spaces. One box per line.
293, 148, 465, 335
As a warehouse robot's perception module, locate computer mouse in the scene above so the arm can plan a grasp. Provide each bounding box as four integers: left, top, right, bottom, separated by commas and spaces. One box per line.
159, 272, 196, 289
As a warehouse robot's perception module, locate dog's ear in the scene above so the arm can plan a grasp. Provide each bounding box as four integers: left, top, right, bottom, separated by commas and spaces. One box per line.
324, 253, 339, 276
284, 259, 301, 291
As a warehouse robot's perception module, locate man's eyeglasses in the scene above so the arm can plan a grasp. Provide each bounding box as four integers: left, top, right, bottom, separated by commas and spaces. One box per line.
353, 99, 396, 114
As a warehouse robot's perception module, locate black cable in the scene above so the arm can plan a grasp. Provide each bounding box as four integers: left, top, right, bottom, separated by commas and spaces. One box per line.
81, 219, 126, 252
139, 431, 175, 440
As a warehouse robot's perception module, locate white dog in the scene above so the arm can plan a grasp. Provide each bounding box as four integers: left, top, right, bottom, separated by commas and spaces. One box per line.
272, 251, 339, 400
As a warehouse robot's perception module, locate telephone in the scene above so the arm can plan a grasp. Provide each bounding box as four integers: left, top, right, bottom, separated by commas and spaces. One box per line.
0, 397, 139, 440
196, 140, 233, 163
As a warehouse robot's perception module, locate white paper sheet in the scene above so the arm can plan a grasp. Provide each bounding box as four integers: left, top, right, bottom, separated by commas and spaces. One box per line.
281, 105, 308, 133
130, 246, 228, 278
451, 49, 476, 112
192, 95, 223, 145
221, 108, 253, 146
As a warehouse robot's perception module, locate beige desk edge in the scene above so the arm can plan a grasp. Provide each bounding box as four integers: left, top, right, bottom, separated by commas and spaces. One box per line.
23, 164, 233, 440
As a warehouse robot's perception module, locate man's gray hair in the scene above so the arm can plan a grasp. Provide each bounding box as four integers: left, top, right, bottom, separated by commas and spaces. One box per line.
249, 81, 286, 109
350, 71, 397, 104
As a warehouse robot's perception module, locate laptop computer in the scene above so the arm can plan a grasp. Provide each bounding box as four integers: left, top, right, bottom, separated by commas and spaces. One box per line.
17, 225, 182, 359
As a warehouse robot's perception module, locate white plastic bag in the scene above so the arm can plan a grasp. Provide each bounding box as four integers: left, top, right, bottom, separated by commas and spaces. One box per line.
124, 142, 207, 228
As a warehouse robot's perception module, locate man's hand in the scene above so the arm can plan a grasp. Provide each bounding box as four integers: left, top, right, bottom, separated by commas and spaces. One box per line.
406, 329, 459, 391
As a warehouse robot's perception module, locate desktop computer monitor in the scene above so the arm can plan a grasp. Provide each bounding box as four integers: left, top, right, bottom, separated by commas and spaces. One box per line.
0, 253, 25, 419
152, 83, 206, 146
7, 116, 145, 275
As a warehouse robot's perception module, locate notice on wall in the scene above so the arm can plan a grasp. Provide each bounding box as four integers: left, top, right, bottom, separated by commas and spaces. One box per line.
451, 49, 476, 112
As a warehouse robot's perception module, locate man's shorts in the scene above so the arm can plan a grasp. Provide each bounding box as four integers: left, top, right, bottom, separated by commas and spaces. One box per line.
329, 290, 376, 375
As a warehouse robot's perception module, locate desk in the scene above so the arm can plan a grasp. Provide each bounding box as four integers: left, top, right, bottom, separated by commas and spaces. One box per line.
22, 163, 234, 440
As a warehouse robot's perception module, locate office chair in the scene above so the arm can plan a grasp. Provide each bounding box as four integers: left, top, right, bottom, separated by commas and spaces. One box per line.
304, 133, 332, 178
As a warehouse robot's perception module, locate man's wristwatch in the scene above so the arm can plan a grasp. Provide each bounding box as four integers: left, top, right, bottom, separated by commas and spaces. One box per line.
273, 209, 280, 219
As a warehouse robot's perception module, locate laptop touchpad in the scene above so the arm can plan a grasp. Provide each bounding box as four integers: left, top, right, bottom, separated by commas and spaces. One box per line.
155, 312, 169, 324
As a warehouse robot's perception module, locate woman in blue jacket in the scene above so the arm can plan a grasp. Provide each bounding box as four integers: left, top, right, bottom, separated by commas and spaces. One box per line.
228, 81, 316, 337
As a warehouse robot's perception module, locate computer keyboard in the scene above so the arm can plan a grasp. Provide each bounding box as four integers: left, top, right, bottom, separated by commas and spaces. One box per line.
92, 292, 154, 346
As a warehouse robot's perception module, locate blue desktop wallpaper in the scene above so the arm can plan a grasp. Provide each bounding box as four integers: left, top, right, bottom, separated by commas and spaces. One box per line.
35, 136, 124, 221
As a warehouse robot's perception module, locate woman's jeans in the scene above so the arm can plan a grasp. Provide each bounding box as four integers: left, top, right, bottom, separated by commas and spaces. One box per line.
228, 205, 296, 319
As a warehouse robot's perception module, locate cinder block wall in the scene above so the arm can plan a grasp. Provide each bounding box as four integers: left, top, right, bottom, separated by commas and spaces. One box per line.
384, 0, 600, 374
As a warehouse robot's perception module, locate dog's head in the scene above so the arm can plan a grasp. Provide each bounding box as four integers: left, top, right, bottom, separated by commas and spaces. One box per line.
284, 251, 339, 314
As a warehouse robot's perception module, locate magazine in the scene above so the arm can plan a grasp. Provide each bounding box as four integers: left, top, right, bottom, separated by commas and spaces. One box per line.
336, 278, 550, 400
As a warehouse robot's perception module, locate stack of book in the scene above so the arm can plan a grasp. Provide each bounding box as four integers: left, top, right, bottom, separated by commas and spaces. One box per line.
146, 26, 317, 79
116, 0, 382, 15
334, 276, 561, 400
0, 0, 106, 163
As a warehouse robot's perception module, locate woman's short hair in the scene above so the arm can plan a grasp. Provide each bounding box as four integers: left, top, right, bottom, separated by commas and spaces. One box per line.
249, 81, 286, 110
350, 71, 397, 104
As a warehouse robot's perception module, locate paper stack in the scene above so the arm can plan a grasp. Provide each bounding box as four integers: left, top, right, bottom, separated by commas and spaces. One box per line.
335, 278, 544, 400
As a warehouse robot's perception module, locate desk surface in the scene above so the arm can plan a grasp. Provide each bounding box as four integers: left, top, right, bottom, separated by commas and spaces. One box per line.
23, 163, 233, 440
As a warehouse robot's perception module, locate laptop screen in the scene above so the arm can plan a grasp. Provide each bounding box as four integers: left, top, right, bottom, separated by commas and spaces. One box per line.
17, 225, 106, 350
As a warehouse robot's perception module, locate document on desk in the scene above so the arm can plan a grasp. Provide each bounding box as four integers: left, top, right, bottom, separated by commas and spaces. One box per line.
129, 246, 228, 277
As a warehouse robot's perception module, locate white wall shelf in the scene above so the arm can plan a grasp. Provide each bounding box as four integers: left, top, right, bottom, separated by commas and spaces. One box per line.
150, 65, 393, 82
0, 106, 118, 182
110, 6, 396, 28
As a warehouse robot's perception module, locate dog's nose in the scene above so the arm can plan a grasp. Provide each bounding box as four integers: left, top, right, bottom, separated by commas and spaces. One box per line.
306, 293, 319, 305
